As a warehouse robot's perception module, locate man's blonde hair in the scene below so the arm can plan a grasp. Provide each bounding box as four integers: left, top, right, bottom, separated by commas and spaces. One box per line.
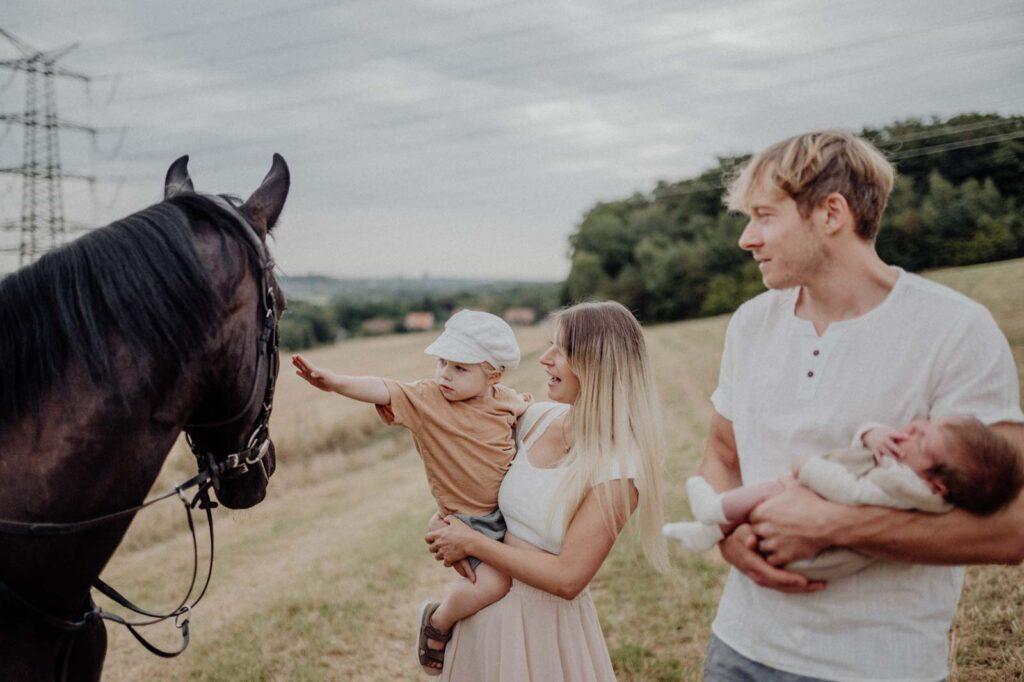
725, 131, 896, 240
551, 300, 668, 572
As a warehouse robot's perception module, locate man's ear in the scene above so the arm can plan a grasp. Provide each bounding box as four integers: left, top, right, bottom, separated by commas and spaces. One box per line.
822, 193, 852, 236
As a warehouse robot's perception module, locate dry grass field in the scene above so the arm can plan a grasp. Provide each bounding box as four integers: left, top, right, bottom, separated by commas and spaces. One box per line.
99, 258, 1024, 681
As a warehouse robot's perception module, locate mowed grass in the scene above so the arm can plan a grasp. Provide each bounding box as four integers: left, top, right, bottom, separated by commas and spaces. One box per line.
102, 258, 1024, 680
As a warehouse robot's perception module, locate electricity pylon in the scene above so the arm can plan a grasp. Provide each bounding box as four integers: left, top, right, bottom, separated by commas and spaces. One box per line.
0, 28, 96, 266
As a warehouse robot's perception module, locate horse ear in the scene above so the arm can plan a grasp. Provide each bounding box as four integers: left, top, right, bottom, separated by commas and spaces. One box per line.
242, 154, 290, 234
164, 155, 194, 198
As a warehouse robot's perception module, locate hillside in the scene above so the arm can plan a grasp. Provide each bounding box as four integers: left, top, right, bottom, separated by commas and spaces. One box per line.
100, 258, 1024, 681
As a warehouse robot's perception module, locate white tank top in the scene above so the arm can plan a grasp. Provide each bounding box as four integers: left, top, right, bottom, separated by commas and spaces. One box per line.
499, 402, 638, 555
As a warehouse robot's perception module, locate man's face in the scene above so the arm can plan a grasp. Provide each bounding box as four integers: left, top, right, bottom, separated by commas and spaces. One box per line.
433, 358, 493, 401
738, 183, 830, 290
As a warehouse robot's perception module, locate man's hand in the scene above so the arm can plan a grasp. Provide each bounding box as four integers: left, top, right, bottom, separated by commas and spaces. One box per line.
719, 524, 826, 593
749, 479, 837, 566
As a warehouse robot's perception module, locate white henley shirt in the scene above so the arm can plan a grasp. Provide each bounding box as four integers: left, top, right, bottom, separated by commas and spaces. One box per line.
709, 267, 1024, 682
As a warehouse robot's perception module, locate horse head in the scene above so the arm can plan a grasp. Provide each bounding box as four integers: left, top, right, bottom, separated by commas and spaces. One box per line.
166, 155, 289, 509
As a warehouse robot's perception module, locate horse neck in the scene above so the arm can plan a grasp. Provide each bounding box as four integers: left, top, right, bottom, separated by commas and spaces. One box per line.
0, 337, 206, 612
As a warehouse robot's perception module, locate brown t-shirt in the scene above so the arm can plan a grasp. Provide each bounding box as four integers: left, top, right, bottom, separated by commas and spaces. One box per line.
376, 379, 532, 516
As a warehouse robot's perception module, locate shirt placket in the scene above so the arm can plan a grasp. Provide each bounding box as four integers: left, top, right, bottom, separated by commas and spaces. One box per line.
796, 334, 837, 400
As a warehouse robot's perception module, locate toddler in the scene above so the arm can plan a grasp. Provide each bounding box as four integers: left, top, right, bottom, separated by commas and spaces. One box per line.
292, 309, 530, 675
663, 416, 1024, 580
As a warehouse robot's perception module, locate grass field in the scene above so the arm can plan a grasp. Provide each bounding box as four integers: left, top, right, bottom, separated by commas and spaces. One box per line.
100, 258, 1024, 680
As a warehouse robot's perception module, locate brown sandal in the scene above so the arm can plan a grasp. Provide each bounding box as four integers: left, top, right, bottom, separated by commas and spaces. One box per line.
417, 601, 451, 676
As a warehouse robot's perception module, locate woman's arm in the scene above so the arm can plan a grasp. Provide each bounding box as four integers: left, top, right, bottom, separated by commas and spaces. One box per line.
292, 354, 390, 405
427, 481, 638, 600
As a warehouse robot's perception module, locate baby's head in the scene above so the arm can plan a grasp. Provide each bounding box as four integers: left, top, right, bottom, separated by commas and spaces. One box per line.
899, 416, 1023, 516
424, 309, 521, 402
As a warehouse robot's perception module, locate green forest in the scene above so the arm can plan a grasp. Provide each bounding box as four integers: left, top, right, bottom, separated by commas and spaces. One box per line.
564, 113, 1024, 320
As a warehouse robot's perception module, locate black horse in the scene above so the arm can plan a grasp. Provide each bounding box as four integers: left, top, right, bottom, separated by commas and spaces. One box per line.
0, 155, 289, 680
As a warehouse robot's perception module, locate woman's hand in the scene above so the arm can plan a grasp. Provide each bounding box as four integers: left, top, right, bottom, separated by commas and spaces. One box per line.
292, 354, 340, 392
425, 516, 477, 566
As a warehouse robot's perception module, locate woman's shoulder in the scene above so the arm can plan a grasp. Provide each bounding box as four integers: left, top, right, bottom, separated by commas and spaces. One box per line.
520, 401, 567, 423
514, 401, 567, 445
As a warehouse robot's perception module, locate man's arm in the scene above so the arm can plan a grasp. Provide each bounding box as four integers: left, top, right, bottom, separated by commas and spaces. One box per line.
753, 422, 1024, 567
697, 410, 743, 489
700, 411, 825, 592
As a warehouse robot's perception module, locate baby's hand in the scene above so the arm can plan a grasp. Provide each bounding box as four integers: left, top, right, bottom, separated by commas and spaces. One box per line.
291, 354, 340, 392
862, 426, 906, 464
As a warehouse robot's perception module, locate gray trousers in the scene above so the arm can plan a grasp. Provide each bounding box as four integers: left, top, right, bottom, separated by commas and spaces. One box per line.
703, 635, 945, 682
703, 635, 830, 681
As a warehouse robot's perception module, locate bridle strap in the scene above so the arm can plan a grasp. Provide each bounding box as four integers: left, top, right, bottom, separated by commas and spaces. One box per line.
0, 472, 208, 536
0, 482, 217, 659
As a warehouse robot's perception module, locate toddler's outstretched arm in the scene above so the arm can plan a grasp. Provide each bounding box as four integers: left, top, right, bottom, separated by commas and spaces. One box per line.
292, 354, 390, 405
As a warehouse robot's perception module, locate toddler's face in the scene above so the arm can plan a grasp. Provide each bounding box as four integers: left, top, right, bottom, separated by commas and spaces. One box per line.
434, 358, 494, 401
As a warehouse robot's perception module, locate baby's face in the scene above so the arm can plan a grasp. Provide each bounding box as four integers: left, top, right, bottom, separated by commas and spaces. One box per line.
433, 358, 494, 401
895, 419, 956, 491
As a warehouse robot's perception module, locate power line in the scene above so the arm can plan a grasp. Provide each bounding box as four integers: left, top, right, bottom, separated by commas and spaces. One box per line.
111, 0, 680, 105
888, 129, 1024, 159
124, 30, 1023, 176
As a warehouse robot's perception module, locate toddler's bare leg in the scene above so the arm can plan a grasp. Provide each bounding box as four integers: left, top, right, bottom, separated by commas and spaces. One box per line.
429, 563, 511, 634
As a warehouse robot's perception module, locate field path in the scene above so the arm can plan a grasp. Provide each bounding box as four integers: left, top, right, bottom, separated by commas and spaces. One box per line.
102, 443, 456, 680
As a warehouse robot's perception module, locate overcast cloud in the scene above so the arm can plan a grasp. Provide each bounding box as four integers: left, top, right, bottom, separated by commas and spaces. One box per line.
2, 0, 1022, 279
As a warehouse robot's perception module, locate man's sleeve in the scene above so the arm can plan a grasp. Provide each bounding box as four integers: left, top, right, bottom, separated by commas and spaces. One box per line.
710, 311, 742, 420
375, 379, 432, 429
929, 305, 1024, 425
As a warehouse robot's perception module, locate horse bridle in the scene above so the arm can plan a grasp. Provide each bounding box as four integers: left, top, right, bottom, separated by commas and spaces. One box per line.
0, 194, 281, 669
184, 193, 281, 490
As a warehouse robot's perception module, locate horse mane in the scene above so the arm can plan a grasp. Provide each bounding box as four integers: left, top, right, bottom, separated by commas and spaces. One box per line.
0, 193, 263, 427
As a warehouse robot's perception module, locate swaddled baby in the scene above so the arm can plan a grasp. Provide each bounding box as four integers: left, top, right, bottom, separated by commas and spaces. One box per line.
664, 416, 1023, 580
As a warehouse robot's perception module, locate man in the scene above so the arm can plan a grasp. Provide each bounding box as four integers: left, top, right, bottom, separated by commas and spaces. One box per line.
698, 130, 1024, 681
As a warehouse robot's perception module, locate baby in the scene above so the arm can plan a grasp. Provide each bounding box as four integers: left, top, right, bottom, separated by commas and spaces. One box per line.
292, 309, 530, 674
663, 416, 1024, 580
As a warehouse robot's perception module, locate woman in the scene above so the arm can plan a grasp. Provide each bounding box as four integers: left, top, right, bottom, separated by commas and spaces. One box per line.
424, 300, 668, 680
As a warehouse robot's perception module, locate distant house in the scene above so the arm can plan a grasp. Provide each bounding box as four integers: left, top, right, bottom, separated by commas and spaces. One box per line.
503, 307, 536, 326
403, 311, 435, 331
360, 317, 396, 335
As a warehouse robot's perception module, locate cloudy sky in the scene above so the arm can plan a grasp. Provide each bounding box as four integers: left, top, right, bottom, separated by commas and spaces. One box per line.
2, 0, 1022, 279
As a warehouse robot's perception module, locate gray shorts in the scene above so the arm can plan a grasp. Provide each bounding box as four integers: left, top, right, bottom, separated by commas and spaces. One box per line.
452, 508, 505, 570
703, 635, 945, 682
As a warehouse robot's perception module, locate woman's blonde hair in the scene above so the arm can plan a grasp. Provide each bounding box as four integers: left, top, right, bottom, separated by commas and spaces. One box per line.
553, 300, 668, 572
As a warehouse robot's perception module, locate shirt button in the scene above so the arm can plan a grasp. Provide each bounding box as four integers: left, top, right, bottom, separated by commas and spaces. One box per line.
807, 371, 814, 378
812, 350, 820, 356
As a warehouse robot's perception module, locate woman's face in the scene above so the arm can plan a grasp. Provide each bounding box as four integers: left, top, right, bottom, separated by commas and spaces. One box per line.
539, 342, 580, 404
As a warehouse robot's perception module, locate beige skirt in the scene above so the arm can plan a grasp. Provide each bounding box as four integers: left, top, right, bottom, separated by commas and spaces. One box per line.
440, 579, 616, 681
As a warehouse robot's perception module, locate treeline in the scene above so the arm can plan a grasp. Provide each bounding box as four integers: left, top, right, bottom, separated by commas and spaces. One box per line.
279, 281, 560, 351
563, 113, 1024, 320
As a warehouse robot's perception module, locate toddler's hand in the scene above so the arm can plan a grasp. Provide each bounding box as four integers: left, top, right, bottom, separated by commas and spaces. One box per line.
291, 354, 339, 392
862, 426, 906, 463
